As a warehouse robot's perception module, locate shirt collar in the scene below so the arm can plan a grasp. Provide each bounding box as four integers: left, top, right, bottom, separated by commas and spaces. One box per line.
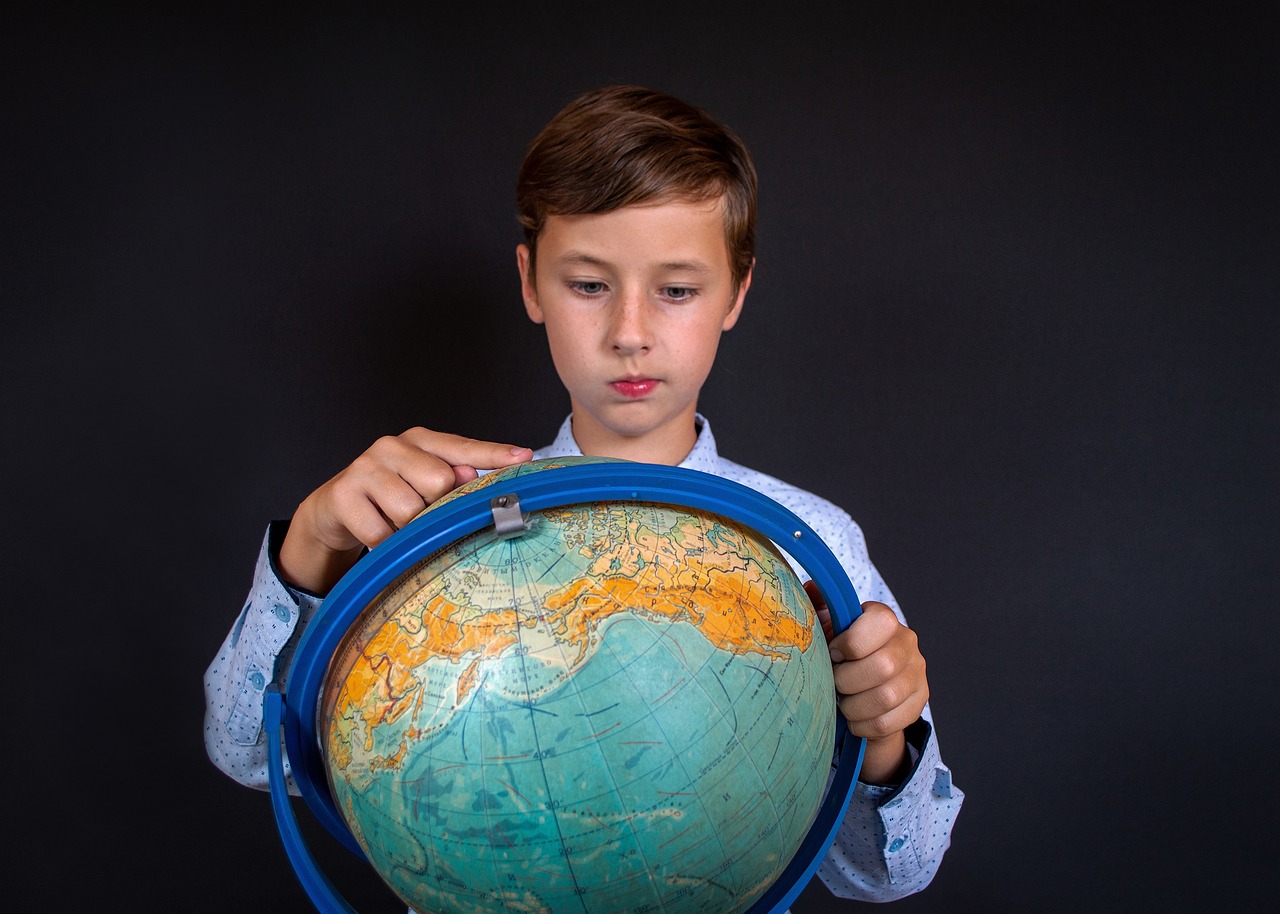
539, 413, 721, 471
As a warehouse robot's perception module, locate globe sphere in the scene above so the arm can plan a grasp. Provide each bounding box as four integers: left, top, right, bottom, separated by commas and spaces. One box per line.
320, 457, 837, 914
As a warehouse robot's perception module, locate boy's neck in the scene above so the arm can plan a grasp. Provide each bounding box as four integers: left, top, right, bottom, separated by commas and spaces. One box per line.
569, 409, 699, 466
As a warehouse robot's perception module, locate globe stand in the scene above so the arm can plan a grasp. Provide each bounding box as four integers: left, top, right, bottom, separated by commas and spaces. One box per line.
267, 462, 867, 914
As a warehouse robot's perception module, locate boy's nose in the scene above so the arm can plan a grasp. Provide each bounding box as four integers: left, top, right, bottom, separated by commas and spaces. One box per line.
608, 293, 652, 354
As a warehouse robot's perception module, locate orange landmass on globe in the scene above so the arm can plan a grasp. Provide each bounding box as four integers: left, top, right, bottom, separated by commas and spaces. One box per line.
331, 509, 815, 773
545, 513, 814, 664
336, 594, 522, 752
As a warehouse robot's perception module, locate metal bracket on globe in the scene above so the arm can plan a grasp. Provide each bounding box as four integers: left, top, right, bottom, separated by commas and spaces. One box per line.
268, 460, 867, 914
489, 492, 528, 538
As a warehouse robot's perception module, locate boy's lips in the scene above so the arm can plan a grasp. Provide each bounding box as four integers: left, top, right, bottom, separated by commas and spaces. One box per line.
610, 378, 659, 398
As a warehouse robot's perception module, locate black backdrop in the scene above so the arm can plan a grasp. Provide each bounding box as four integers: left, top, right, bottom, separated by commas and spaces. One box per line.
2, 3, 1276, 912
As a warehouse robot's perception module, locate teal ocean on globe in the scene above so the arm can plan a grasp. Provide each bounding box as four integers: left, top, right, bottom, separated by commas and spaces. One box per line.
320, 456, 837, 914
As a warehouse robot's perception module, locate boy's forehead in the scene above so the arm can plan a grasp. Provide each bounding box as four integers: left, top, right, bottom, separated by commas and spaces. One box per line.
538, 197, 731, 267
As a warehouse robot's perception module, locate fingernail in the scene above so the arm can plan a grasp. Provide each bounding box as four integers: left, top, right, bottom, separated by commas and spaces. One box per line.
828, 647, 844, 663
511, 447, 531, 456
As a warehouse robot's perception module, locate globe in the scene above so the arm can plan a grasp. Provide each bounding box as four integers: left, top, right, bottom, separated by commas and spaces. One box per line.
269, 456, 863, 914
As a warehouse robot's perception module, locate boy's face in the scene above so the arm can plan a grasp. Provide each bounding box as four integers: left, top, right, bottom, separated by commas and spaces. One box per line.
517, 197, 751, 464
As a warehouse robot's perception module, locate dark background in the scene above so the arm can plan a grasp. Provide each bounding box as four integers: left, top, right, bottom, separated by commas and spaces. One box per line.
2, 3, 1276, 912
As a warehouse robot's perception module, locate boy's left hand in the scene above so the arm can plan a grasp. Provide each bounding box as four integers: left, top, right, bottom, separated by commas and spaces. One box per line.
805, 582, 929, 785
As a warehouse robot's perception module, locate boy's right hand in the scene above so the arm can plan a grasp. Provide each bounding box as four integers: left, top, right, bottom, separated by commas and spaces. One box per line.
278, 428, 533, 594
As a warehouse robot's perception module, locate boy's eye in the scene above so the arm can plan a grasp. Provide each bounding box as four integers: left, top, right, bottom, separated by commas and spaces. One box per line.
569, 281, 607, 296
663, 286, 697, 302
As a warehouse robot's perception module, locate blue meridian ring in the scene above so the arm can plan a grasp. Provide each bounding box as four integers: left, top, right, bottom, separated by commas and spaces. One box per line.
276, 461, 865, 914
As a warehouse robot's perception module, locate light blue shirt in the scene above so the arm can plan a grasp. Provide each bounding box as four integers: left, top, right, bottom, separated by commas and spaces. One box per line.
204, 414, 963, 902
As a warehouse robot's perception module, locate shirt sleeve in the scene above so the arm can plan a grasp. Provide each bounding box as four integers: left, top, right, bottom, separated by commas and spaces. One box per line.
202, 521, 323, 793
816, 716, 964, 900
810, 515, 965, 901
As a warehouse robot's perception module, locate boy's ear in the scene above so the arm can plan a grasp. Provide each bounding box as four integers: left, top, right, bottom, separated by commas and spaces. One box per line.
721, 258, 754, 331
516, 244, 544, 324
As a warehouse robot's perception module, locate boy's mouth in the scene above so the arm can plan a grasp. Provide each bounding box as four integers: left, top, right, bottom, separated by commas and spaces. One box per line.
610, 378, 659, 399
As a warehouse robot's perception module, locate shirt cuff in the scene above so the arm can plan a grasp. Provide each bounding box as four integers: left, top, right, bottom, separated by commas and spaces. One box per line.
851, 718, 959, 884
208, 522, 323, 747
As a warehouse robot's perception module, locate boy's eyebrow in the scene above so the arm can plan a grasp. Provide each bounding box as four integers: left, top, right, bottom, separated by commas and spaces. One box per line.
556, 251, 714, 273
557, 251, 610, 267
657, 259, 713, 274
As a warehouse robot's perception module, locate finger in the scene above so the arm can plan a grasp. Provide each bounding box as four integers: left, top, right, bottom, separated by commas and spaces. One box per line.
399, 427, 533, 471
365, 467, 431, 530
344, 436, 456, 508
827, 601, 900, 662
838, 678, 929, 741
803, 580, 834, 642
343, 469, 431, 541
833, 637, 926, 698
326, 483, 398, 549
388, 447, 472, 505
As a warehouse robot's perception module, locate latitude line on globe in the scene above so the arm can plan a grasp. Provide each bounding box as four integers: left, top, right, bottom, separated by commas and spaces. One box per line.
463, 526, 579, 902
569, 500, 692, 910
525, 498, 704, 912
618, 505, 751, 903
504, 530, 594, 914
711, 534, 794, 841
680, 507, 793, 902
614, 606, 742, 903
662, 511, 802, 901
552, 568, 667, 911
432, 529, 519, 904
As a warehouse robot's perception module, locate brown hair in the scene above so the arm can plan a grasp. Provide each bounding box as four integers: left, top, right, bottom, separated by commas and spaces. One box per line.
516, 85, 758, 290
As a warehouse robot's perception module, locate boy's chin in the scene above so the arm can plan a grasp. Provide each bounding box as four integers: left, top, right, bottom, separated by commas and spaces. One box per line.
571, 401, 700, 462
584, 400, 681, 436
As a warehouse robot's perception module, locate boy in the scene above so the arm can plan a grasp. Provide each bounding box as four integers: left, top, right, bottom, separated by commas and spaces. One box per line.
205, 84, 963, 902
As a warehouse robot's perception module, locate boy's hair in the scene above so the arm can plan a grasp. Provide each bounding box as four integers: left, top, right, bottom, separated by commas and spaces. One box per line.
517, 85, 758, 291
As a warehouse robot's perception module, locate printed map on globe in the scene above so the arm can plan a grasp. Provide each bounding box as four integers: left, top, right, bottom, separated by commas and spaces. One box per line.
318, 456, 838, 914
